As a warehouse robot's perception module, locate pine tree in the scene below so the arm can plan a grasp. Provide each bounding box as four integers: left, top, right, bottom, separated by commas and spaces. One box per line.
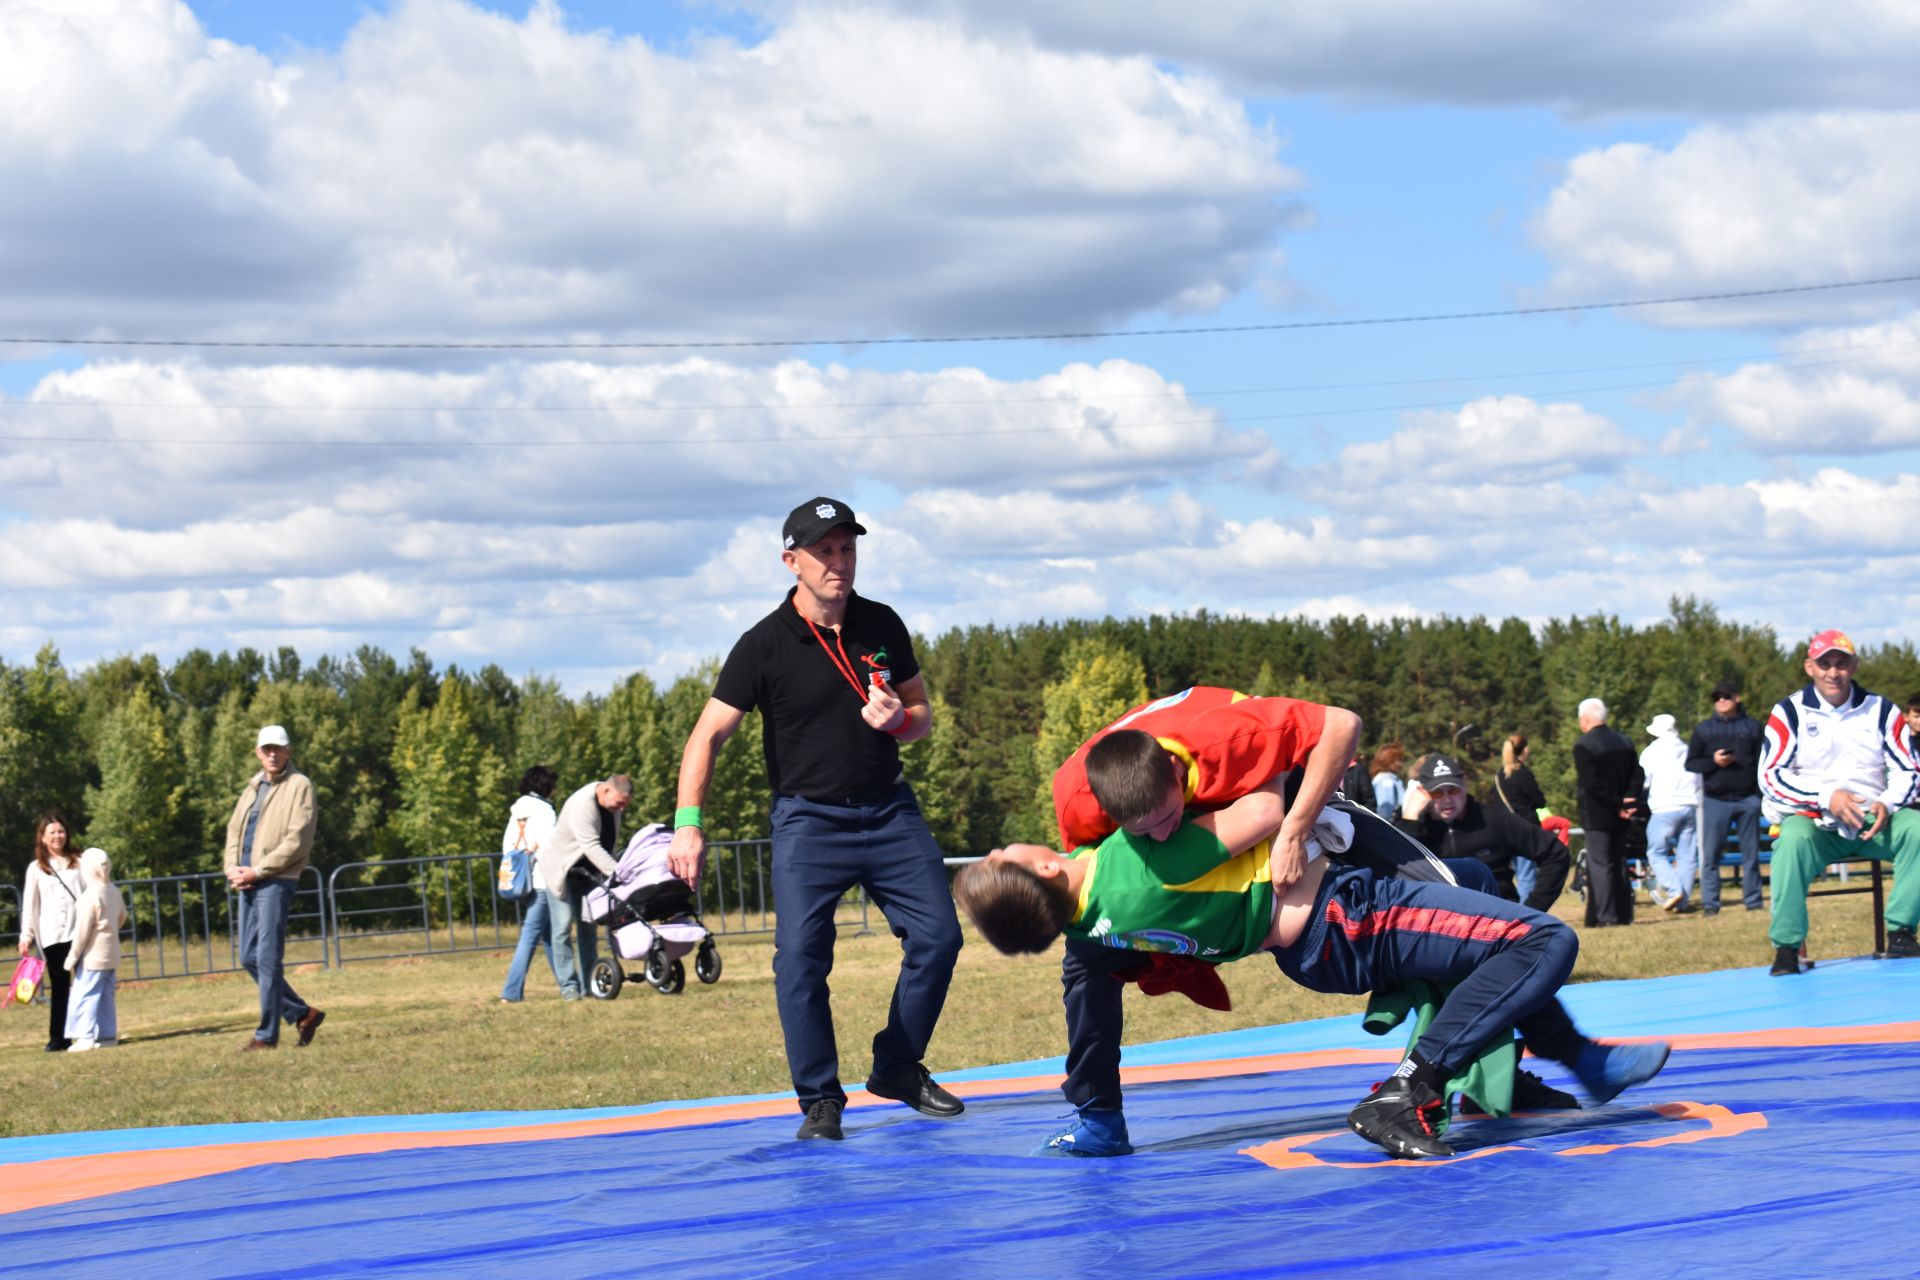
390, 680, 511, 864
82, 686, 186, 880
0, 645, 90, 881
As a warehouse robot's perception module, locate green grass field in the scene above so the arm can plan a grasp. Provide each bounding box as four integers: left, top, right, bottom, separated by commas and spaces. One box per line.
0, 889, 1885, 1140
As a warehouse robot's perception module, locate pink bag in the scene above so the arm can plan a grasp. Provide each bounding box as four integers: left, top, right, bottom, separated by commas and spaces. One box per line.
2, 954, 45, 1009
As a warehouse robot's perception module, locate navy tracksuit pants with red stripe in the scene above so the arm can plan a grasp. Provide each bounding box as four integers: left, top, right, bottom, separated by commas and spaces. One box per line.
1272, 865, 1586, 1075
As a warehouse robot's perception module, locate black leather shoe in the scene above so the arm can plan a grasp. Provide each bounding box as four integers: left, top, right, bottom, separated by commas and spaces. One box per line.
1769, 944, 1802, 976
1885, 928, 1920, 959
796, 1098, 844, 1141
1348, 1076, 1453, 1159
1463, 1067, 1579, 1117
865, 1063, 965, 1117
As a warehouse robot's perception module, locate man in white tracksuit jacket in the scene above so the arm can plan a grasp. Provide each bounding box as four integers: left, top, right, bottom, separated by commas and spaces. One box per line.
1759, 629, 1920, 974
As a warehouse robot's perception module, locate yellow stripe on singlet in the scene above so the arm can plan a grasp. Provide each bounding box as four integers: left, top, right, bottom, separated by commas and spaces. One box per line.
1165, 839, 1273, 895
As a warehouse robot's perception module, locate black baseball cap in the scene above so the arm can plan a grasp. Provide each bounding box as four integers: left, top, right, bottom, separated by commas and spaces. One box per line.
1415, 754, 1468, 790
1711, 679, 1741, 700
782, 496, 867, 550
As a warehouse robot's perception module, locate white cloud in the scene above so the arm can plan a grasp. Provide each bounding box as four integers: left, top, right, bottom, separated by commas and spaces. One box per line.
0, 0, 1301, 344
1328, 396, 1639, 488
2, 355, 1263, 529
1667, 314, 1920, 451
891, 486, 1215, 558
851, 1, 1920, 116
1533, 114, 1920, 325
0, 351, 1269, 685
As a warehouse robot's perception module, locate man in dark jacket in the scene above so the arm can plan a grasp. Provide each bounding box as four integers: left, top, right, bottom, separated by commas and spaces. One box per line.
1686, 680, 1767, 914
1395, 754, 1570, 911
1573, 698, 1643, 927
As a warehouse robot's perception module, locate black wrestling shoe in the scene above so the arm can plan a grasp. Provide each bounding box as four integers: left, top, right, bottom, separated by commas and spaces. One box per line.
795, 1098, 844, 1141
1885, 928, 1920, 959
865, 1063, 965, 1117
1461, 1068, 1579, 1118
1769, 944, 1803, 976
1347, 1077, 1453, 1159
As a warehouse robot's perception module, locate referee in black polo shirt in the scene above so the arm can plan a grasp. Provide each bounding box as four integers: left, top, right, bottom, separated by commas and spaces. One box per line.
665, 497, 964, 1141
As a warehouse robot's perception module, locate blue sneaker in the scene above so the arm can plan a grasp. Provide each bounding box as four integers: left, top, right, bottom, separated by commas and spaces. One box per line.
1032, 1107, 1133, 1157
1573, 1041, 1671, 1105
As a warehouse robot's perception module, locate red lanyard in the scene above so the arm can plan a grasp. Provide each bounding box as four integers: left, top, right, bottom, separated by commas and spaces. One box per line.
796, 600, 871, 705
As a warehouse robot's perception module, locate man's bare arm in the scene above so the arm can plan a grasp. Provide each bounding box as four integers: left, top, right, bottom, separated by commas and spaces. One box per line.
1271, 707, 1362, 889
666, 698, 746, 882
1192, 779, 1288, 855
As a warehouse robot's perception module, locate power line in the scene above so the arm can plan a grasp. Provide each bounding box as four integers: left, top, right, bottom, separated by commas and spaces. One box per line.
1, 274, 1915, 352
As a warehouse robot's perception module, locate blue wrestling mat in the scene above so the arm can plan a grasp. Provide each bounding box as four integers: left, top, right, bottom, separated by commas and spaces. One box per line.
4, 958, 1918, 1279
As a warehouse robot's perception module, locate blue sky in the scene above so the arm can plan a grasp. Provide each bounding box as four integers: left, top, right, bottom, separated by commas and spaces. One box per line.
2, 0, 1917, 692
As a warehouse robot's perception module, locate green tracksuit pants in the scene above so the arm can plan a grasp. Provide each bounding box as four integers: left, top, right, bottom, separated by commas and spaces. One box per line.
1767, 809, 1920, 947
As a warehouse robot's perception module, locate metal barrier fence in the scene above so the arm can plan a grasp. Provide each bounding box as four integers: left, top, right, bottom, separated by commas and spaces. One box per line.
7, 841, 882, 979
324, 841, 873, 967
115, 867, 330, 980
695, 838, 869, 938
327, 853, 523, 965
673, 839, 873, 939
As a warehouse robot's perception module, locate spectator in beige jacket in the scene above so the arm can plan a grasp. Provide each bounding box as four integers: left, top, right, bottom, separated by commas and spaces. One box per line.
64, 847, 127, 1052
534, 775, 631, 998
222, 725, 324, 1050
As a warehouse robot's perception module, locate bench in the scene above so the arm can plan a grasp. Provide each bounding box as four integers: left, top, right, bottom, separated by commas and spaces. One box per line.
1709, 820, 1889, 958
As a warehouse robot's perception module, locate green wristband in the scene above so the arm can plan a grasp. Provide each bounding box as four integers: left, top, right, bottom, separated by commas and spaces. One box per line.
674, 806, 704, 830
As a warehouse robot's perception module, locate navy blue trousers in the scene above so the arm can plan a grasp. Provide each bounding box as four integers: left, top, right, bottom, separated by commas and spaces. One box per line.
1701, 792, 1764, 912
1273, 865, 1584, 1075
1061, 800, 1495, 1112
770, 781, 962, 1110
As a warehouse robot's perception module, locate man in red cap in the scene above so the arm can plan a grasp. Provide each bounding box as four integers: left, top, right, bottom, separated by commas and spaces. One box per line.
1759, 629, 1920, 974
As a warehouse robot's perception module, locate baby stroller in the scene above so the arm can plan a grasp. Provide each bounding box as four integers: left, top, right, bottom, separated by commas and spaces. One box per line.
580, 823, 722, 998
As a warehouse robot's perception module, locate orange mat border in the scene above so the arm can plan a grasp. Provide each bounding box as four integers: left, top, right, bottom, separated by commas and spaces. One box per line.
1240, 1100, 1770, 1171
5, 1020, 1915, 1217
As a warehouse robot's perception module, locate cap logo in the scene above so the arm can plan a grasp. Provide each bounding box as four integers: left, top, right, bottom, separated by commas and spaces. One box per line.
1431, 761, 1453, 777
815, 502, 838, 520
784, 534, 796, 549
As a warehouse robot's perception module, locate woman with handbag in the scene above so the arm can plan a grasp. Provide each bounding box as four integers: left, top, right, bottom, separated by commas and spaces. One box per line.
18, 813, 85, 1051
499, 766, 563, 1002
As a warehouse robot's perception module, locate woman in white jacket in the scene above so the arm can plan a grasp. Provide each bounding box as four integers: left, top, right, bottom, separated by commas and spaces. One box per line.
64, 847, 127, 1051
499, 766, 565, 1002
18, 814, 84, 1051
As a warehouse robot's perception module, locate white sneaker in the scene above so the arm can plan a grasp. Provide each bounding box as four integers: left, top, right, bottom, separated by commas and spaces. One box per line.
67, 1039, 98, 1052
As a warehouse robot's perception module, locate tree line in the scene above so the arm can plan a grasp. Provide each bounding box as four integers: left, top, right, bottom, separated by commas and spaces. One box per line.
4, 597, 1916, 888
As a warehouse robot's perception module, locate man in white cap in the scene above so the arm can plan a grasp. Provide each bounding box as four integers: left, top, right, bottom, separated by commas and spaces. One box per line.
1639, 714, 1701, 913
222, 725, 324, 1049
